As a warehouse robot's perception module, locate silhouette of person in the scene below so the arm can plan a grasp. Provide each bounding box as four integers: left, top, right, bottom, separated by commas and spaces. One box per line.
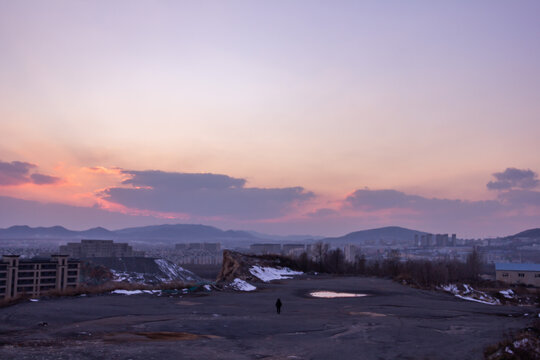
275, 298, 282, 314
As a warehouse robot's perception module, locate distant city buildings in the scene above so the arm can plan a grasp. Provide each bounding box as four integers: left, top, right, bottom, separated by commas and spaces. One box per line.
344, 244, 361, 263
0, 255, 80, 300
282, 244, 305, 256
415, 234, 457, 248
173, 243, 222, 265
249, 243, 282, 255
175, 243, 221, 252
59, 240, 145, 258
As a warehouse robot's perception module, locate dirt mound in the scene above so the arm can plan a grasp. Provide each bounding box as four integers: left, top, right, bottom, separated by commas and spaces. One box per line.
216, 250, 298, 283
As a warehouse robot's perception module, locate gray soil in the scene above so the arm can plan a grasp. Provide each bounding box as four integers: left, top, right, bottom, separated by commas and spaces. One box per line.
0, 276, 535, 359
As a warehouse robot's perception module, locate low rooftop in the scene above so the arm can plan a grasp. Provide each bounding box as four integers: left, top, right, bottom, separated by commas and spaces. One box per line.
495, 263, 540, 271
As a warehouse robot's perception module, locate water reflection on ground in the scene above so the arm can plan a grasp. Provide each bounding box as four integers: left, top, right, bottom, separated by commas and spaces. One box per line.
309, 291, 368, 298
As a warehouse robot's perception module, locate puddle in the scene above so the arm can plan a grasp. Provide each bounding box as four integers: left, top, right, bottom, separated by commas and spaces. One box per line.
309, 291, 368, 298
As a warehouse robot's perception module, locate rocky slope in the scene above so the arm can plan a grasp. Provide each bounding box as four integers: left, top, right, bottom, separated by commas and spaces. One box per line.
216, 250, 301, 283
86, 257, 202, 284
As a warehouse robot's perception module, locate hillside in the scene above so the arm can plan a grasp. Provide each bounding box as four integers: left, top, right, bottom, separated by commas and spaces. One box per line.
322, 226, 427, 245
85, 257, 202, 284
0, 225, 78, 239
509, 228, 540, 239
115, 224, 255, 241
0, 224, 432, 247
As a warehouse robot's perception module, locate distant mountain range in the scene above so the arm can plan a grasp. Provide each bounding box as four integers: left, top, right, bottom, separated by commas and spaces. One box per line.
0, 224, 259, 245
1, 223, 538, 247
0, 225, 114, 239
0, 224, 426, 246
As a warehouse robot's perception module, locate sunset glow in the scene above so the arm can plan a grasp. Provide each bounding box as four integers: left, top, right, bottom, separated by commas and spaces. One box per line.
1, 1, 539, 237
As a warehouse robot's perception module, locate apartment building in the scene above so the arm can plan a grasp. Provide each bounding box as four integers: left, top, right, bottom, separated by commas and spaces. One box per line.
59, 239, 143, 258
250, 243, 282, 255
344, 244, 361, 263
175, 243, 221, 252
0, 255, 81, 300
415, 234, 457, 247
172, 243, 223, 264
282, 244, 305, 256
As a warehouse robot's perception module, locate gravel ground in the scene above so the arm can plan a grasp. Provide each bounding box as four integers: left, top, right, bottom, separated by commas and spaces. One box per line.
0, 276, 535, 360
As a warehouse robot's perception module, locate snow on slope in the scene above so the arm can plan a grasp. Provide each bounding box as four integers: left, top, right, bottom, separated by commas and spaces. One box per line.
249, 265, 303, 282
111, 289, 162, 296
110, 269, 146, 283
499, 289, 515, 299
440, 284, 500, 305
108, 259, 200, 284
154, 259, 198, 282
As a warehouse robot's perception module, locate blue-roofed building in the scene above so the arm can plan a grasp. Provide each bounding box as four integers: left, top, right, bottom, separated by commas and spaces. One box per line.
495, 263, 540, 287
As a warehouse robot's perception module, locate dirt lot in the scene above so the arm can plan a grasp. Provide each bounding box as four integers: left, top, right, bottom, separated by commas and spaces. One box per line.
0, 276, 535, 359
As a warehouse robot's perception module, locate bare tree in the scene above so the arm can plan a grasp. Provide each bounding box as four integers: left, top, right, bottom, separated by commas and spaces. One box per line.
466, 247, 482, 282
354, 253, 366, 274
312, 241, 329, 272
326, 248, 345, 274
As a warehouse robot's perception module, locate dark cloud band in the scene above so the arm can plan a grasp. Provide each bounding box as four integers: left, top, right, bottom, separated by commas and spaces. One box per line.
101, 170, 314, 219
0, 160, 60, 186
487, 168, 539, 191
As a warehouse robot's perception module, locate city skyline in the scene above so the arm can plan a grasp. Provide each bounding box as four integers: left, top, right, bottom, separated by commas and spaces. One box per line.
1, 1, 540, 237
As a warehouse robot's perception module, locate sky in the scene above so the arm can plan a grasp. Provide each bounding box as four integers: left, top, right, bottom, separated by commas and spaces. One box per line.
0, 1, 539, 237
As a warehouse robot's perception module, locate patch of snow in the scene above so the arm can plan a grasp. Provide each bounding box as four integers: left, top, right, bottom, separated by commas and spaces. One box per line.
513, 338, 529, 348
499, 289, 515, 299
110, 259, 198, 284
441, 284, 458, 294
454, 294, 499, 305
249, 266, 303, 282
439, 284, 500, 305
112, 289, 144, 295
203, 284, 211, 291
310, 291, 368, 298
505, 346, 514, 354
29, 298, 39, 302
230, 278, 256, 292
110, 269, 146, 283
111, 289, 161, 296
155, 259, 197, 282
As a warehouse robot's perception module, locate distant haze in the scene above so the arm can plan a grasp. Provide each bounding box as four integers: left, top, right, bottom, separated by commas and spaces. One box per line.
1, 1, 539, 237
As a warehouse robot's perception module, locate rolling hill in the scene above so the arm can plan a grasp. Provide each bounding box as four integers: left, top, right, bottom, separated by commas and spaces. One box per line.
508, 228, 540, 239
322, 226, 428, 245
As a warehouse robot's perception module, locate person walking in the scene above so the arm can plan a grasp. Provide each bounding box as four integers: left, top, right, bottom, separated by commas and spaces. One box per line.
275, 298, 282, 314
